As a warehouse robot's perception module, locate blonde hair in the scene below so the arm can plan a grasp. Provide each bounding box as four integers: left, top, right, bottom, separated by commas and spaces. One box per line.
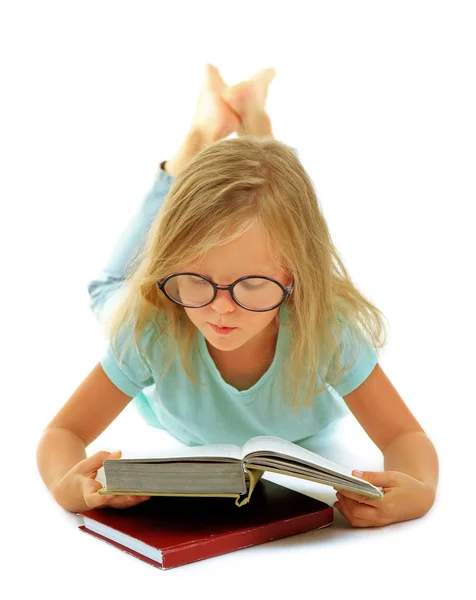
105, 135, 389, 414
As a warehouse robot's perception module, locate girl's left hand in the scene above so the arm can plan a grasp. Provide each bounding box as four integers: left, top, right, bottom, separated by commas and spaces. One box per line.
333, 470, 436, 528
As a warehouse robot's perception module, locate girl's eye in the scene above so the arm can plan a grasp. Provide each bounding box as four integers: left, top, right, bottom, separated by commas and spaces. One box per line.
244, 282, 264, 289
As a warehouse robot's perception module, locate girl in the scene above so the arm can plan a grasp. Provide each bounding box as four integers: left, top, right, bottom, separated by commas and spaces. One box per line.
36, 64, 438, 528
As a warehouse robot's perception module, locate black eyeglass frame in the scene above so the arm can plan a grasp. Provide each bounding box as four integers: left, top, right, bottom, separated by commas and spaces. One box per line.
157, 272, 295, 313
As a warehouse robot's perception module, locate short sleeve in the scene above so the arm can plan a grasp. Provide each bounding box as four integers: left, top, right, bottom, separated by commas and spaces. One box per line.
100, 327, 155, 397
330, 321, 379, 397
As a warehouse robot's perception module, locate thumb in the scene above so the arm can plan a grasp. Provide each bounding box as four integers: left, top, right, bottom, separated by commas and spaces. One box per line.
79, 450, 122, 477
83, 475, 102, 495
352, 469, 397, 488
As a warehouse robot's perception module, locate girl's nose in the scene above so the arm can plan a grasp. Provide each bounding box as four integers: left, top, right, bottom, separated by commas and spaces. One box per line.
210, 288, 236, 311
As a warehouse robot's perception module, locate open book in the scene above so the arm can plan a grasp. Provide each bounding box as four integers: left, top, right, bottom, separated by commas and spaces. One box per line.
99, 435, 384, 507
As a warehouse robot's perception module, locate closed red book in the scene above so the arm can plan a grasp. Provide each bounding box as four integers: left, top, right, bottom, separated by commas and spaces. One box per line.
78, 478, 333, 569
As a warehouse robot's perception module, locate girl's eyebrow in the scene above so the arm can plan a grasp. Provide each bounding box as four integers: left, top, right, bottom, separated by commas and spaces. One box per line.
186, 264, 275, 275
194, 267, 276, 278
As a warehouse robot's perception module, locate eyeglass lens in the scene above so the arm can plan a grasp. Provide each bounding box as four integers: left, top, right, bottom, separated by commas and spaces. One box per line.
164, 274, 285, 310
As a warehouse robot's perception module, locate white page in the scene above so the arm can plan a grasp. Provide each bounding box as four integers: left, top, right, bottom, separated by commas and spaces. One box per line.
82, 518, 163, 565
119, 443, 242, 461
242, 436, 355, 478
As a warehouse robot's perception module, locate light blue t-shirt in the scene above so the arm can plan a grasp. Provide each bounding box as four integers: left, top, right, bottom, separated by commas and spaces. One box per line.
90, 159, 379, 448
99, 302, 378, 447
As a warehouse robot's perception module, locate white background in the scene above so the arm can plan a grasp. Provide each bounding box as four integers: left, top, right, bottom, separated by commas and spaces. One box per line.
1, 0, 475, 597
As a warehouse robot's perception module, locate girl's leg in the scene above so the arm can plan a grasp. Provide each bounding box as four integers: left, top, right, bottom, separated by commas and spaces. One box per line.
87, 131, 217, 328
222, 68, 276, 138
87, 162, 174, 327
88, 65, 277, 327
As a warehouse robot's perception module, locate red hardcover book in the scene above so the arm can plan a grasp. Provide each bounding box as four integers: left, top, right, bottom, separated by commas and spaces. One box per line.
78, 479, 333, 569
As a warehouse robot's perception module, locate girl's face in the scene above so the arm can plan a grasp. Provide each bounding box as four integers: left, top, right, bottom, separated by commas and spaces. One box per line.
180, 223, 292, 354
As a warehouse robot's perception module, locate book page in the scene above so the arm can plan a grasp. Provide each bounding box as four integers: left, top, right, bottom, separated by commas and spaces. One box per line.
242, 436, 354, 477
120, 443, 242, 462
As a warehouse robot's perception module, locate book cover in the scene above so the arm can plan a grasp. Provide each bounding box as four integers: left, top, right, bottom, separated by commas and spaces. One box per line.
79, 478, 333, 569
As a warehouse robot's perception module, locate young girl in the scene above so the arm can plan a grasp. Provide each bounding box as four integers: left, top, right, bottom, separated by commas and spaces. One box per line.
36, 64, 438, 528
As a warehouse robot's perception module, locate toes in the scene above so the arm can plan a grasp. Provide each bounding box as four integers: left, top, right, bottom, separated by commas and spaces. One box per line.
205, 63, 226, 94
251, 67, 276, 85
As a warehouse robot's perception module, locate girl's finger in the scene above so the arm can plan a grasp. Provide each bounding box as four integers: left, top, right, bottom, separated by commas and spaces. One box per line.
336, 494, 380, 521
83, 479, 116, 508
83, 477, 102, 496
105, 495, 151, 509
334, 489, 382, 506
334, 498, 379, 527
84, 488, 112, 509
77, 450, 122, 478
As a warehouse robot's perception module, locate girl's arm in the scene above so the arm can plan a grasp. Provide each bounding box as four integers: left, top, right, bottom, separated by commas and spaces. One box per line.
333, 362, 438, 527
342, 362, 438, 488
36, 362, 134, 511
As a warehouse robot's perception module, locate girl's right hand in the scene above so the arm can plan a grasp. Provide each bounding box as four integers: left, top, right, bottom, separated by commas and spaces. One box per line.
52, 450, 151, 512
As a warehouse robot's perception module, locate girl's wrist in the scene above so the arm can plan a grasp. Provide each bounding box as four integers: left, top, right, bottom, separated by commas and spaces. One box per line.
51, 474, 88, 513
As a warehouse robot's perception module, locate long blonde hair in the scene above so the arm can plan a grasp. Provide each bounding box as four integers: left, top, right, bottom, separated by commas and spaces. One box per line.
105, 135, 389, 414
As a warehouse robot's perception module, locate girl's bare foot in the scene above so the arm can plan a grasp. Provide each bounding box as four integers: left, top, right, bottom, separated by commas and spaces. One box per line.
190, 64, 241, 142
222, 68, 276, 136
166, 65, 275, 178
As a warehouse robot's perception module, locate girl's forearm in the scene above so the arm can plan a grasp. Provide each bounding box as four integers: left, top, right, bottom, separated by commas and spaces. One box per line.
36, 427, 87, 491
383, 431, 439, 489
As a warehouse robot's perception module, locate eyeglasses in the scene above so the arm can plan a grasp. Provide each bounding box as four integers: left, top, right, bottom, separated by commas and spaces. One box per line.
157, 273, 295, 312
